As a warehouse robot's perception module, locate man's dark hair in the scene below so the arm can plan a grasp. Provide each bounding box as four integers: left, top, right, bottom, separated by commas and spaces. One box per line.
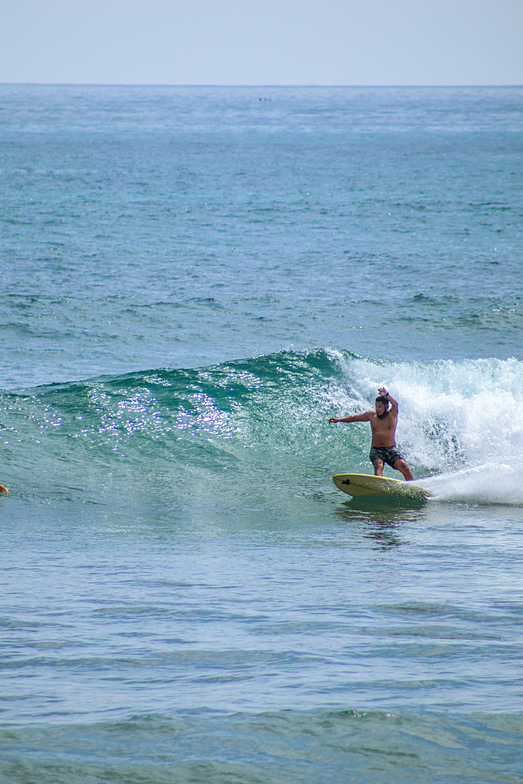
375, 396, 389, 406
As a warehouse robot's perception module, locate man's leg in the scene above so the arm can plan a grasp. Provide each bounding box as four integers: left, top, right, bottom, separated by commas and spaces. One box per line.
392, 458, 414, 481
372, 459, 384, 477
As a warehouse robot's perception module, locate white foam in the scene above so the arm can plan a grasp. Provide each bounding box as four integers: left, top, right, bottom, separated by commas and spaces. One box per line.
335, 355, 523, 504
422, 463, 523, 506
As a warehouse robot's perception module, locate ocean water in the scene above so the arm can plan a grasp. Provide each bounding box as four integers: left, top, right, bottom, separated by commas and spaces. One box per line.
1, 85, 522, 783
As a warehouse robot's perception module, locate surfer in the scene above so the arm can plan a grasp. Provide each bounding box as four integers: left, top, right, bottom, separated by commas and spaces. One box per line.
329, 387, 414, 481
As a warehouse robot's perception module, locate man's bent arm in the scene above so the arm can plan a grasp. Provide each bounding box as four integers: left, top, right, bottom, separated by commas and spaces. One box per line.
379, 388, 398, 415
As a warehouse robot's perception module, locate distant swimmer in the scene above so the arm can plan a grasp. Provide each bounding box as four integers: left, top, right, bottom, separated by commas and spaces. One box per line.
329, 387, 414, 481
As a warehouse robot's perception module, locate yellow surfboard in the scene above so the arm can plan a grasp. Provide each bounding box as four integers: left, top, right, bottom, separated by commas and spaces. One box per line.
0, 484, 8, 495
333, 473, 430, 500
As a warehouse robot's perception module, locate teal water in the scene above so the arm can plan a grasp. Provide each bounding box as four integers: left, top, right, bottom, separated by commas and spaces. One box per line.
1, 85, 523, 782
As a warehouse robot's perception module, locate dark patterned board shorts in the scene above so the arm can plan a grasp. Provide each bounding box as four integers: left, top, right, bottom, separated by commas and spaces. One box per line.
369, 445, 405, 468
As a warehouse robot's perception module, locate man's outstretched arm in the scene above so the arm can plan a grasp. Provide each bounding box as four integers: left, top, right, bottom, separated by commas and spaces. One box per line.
329, 411, 373, 424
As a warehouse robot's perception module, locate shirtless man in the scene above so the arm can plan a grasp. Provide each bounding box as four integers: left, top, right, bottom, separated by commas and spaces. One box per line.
329, 387, 414, 481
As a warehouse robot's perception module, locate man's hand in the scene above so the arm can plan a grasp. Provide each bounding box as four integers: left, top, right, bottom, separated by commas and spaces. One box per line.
378, 387, 388, 397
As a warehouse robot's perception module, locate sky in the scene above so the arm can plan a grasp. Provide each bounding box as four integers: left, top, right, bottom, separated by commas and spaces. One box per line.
0, 0, 522, 85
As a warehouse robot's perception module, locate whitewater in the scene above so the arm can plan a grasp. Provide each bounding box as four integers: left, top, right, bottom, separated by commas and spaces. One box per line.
1, 84, 522, 783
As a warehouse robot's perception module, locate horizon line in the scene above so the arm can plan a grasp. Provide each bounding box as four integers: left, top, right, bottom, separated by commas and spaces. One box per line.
1, 82, 522, 89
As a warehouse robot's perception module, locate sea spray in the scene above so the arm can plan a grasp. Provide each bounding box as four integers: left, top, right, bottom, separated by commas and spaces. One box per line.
422, 464, 523, 505
330, 352, 522, 463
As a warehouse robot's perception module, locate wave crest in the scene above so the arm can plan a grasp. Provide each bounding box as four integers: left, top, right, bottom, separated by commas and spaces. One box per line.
2, 350, 522, 505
